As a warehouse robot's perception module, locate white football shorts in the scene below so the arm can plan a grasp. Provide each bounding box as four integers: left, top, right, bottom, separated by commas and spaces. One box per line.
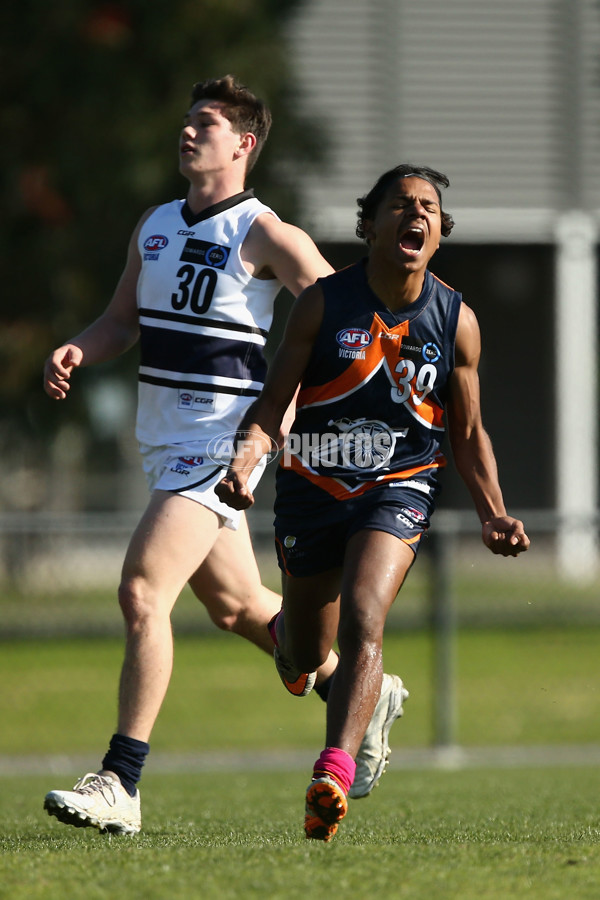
139, 442, 267, 530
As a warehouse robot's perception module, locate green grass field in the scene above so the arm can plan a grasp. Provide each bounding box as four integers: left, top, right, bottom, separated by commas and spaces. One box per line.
2, 626, 600, 754
1, 627, 599, 899
1, 769, 599, 900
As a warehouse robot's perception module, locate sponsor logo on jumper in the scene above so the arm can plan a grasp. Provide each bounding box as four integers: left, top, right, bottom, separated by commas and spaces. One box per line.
177, 229, 195, 236
170, 455, 203, 476
422, 341, 441, 363
399, 337, 442, 363
399, 335, 423, 359
143, 234, 169, 260
178, 390, 215, 412
180, 239, 230, 269
284, 535, 297, 549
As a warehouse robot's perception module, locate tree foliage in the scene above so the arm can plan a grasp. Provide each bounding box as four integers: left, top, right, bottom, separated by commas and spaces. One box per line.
0, 0, 323, 452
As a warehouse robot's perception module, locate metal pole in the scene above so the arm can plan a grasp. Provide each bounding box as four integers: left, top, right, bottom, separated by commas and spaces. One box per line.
554, 0, 598, 579
429, 516, 458, 750
555, 211, 599, 579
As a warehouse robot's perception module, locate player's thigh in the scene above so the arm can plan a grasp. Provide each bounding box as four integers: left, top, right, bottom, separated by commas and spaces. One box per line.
122, 490, 222, 598
282, 567, 342, 665
189, 514, 277, 613
339, 529, 415, 642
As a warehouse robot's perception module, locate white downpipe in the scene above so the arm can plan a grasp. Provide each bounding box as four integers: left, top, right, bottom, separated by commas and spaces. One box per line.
555, 211, 599, 579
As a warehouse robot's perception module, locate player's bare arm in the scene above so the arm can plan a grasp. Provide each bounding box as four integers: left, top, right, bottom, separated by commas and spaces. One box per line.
238, 214, 332, 443
241, 212, 334, 296
216, 284, 325, 510
43, 210, 155, 400
447, 303, 529, 557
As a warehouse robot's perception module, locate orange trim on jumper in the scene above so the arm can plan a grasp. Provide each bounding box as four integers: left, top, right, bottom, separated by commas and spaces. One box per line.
431, 272, 457, 292
284, 451, 446, 501
297, 315, 408, 408
395, 365, 445, 429
297, 312, 444, 430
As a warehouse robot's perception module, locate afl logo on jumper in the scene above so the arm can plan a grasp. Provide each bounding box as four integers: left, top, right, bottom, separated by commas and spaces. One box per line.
143, 235, 168, 260
143, 234, 168, 253
337, 328, 373, 360
336, 328, 373, 351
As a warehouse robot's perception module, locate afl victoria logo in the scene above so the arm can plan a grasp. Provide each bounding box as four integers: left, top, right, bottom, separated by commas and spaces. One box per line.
336, 328, 373, 351
143, 234, 169, 252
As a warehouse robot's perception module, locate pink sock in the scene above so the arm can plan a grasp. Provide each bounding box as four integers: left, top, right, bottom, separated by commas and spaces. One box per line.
267, 610, 282, 647
313, 747, 356, 795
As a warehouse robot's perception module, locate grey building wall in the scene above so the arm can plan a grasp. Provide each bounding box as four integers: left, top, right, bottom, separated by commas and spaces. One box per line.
286, 0, 600, 242
280, 0, 600, 516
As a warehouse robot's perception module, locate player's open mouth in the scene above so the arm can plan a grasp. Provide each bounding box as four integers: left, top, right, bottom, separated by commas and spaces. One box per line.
180, 142, 195, 156
398, 226, 425, 255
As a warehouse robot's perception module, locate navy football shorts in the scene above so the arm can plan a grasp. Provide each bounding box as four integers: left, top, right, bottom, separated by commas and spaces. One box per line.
273, 469, 438, 577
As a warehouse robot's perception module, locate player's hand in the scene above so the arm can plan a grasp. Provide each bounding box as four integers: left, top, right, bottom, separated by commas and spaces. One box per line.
215, 472, 255, 510
43, 345, 83, 399
482, 517, 530, 557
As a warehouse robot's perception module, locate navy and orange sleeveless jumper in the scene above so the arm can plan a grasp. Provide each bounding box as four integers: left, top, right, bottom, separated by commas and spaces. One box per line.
277, 259, 462, 503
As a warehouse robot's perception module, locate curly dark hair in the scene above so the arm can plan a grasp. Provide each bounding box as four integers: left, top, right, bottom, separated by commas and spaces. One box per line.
190, 75, 272, 173
356, 164, 454, 240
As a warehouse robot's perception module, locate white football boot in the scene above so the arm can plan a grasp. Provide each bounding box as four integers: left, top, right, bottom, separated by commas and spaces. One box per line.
44, 773, 141, 834
350, 673, 409, 799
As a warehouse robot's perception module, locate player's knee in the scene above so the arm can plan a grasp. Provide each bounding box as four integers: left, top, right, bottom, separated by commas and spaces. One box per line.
293, 647, 326, 672
201, 590, 243, 633
283, 635, 328, 672
215, 607, 267, 642
201, 585, 268, 637
118, 577, 157, 628
208, 609, 239, 633
337, 613, 383, 661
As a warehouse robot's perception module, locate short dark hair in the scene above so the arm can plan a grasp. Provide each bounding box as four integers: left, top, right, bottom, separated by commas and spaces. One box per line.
356, 164, 455, 240
190, 75, 272, 173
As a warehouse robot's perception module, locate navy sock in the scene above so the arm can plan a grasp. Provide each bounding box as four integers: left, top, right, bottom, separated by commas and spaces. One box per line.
101, 733, 150, 797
